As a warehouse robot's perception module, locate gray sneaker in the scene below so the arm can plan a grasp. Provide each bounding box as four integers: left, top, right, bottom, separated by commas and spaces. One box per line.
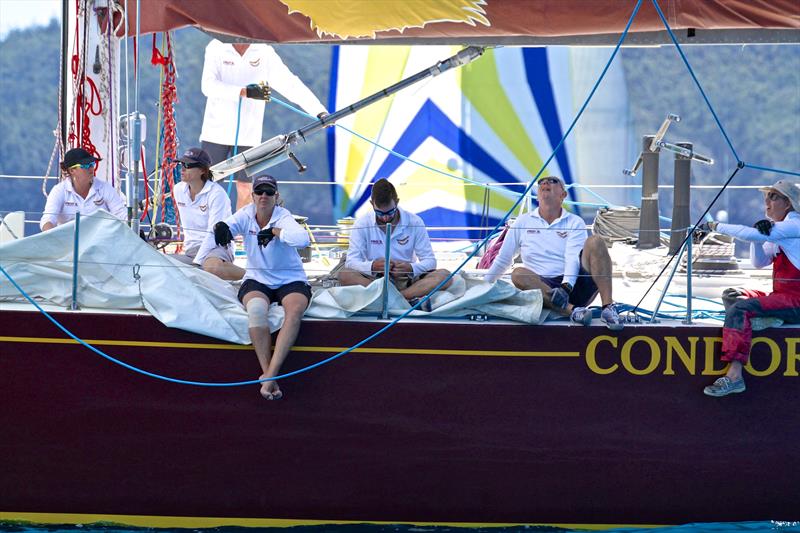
601, 304, 624, 331
570, 306, 592, 326
703, 376, 746, 397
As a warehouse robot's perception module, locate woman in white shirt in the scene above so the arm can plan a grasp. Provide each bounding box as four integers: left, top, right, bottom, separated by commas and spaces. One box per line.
172, 147, 244, 281
201, 174, 311, 401
40, 148, 126, 231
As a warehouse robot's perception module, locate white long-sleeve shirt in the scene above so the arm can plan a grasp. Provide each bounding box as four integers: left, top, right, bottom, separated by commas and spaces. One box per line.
199, 40, 327, 147
195, 205, 310, 288
173, 180, 232, 256
484, 209, 588, 285
39, 178, 126, 230
345, 207, 436, 278
717, 211, 800, 270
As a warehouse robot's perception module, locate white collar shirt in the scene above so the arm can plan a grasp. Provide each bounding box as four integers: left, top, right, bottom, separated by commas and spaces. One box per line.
345, 207, 437, 278
195, 204, 310, 288
199, 39, 327, 147
484, 208, 588, 286
39, 177, 127, 230
718, 211, 800, 271
174, 180, 232, 254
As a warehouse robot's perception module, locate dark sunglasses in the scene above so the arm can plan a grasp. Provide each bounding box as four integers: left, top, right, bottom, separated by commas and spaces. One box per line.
765, 191, 786, 202
374, 206, 398, 218
538, 177, 560, 186
253, 187, 277, 196
181, 161, 204, 170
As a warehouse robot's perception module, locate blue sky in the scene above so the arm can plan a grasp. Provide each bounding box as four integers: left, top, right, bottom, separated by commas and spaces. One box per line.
0, 0, 61, 38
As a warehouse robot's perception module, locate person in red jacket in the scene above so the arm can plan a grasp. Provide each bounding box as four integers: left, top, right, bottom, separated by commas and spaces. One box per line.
699, 178, 800, 397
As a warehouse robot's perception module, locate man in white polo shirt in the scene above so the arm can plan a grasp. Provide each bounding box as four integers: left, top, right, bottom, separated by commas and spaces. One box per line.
338, 178, 452, 305
484, 176, 623, 330
196, 174, 310, 401
200, 39, 328, 210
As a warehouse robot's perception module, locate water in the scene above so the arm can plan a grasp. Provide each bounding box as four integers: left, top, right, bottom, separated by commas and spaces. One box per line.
2, 522, 799, 533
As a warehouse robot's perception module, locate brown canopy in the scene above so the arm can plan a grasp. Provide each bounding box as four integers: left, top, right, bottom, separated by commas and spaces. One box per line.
127, 0, 800, 44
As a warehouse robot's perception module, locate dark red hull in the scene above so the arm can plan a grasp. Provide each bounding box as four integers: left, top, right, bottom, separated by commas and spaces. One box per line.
1, 308, 798, 527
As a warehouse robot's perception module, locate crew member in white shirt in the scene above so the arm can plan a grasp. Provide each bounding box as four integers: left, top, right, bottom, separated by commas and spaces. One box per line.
40, 148, 126, 231
200, 39, 328, 210
698, 178, 800, 397
171, 147, 244, 281
198, 174, 310, 401
484, 176, 623, 330
337, 178, 452, 304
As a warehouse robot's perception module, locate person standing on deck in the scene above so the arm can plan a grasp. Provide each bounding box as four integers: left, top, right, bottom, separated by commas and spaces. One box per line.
483, 176, 624, 330
700, 178, 800, 397
40, 148, 126, 231
199, 39, 327, 210
196, 174, 310, 400
337, 178, 453, 306
171, 147, 245, 281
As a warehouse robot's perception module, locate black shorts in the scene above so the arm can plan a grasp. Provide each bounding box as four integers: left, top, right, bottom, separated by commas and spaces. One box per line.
201, 141, 254, 183
540, 264, 598, 307
237, 279, 312, 305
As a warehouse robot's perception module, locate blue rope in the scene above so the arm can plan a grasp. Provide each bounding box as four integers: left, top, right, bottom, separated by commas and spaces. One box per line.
650, 0, 740, 164
3, 0, 645, 388
744, 163, 800, 178
227, 97, 243, 196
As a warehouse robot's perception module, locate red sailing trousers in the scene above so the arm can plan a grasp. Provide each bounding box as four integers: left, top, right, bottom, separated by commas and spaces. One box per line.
721, 251, 800, 363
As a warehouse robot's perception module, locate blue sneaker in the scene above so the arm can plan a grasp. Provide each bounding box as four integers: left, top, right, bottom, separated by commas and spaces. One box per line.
570, 306, 592, 326
703, 376, 746, 397
601, 304, 624, 331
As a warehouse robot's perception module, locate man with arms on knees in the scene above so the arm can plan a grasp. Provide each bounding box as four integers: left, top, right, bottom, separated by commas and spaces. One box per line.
699, 178, 800, 397
200, 39, 327, 210
484, 176, 623, 330
337, 178, 452, 304
198, 174, 310, 400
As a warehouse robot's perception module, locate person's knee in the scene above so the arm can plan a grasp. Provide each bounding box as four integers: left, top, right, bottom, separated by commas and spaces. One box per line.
337, 269, 364, 286
245, 297, 270, 329
202, 260, 221, 276
510, 268, 533, 288
584, 235, 607, 256
434, 269, 453, 289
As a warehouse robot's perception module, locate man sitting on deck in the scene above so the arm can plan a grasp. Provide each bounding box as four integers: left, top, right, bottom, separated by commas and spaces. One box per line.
337, 178, 452, 306
483, 176, 623, 330
699, 178, 800, 397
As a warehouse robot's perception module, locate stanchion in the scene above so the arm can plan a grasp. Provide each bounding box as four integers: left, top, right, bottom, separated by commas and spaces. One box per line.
380, 223, 392, 320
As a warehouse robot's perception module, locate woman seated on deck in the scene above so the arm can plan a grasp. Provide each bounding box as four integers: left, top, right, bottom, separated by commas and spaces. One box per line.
196, 174, 311, 400
172, 147, 244, 281
699, 178, 800, 397
39, 148, 126, 231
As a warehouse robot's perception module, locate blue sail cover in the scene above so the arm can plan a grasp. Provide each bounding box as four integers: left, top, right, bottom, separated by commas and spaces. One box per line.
328, 45, 630, 239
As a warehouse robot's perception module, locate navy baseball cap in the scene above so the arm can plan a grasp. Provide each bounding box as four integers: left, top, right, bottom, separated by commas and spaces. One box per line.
62, 148, 99, 168
252, 174, 278, 191
176, 147, 212, 167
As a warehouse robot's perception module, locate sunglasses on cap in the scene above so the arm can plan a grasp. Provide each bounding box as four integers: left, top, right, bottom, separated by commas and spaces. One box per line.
70, 161, 96, 170
374, 206, 398, 218
765, 191, 787, 202
253, 187, 277, 196
180, 161, 204, 170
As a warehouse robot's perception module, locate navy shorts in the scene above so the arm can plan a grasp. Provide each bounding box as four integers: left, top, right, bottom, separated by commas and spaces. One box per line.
540, 265, 598, 307
237, 279, 312, 305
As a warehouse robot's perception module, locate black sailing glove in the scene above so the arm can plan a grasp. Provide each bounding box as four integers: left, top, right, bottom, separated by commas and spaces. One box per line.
257, 227, 275, 247
245, 82, 271, 101
213, 221, 233, 247
753, 219, 774, 236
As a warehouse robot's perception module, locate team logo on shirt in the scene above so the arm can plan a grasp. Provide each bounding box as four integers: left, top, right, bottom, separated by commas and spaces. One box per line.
249, 58, 261, 67
527, 229, 540, 234
397, 236, 409, 245
93, 199, 104, 205
176, 201, 186, 207
199, 204, 208, 212
557, 231, 568, 238
65, 201, 78, 206
223, 60, 235, 66
370, 239, 383, 245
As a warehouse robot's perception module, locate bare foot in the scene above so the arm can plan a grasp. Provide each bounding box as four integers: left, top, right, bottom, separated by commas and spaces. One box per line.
259, 375, 283, 400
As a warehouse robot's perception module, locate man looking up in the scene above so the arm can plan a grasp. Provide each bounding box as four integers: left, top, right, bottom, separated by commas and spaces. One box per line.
484, 176, 623, 330
337, 179, 452, 305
